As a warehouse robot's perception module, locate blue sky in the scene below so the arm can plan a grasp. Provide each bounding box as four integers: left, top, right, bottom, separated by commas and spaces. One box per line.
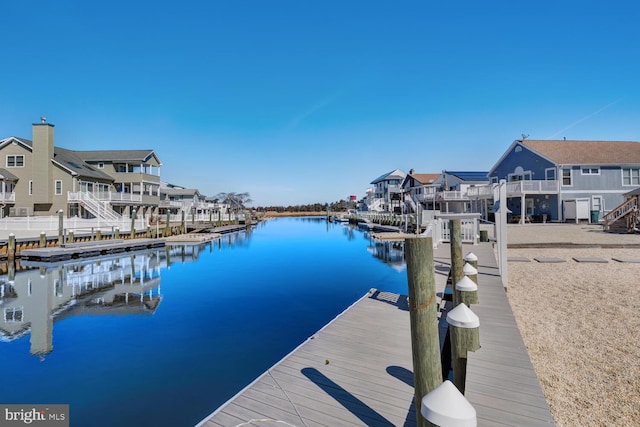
2, 1, 639, 206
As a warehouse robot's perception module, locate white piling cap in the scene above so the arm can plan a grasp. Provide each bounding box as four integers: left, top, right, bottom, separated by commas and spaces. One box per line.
447, 303, 480, 328
421, 380, 477, 427
462, 263, 478, 276
455, 275, 478, 292
464, 252, 478, 262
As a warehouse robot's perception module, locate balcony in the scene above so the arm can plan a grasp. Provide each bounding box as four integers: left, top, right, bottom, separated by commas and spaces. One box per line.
112, 172, 161, 185
0, 192, 16, 203
466, 180, 560, 199
68, 191, 148, 203
507, 180, 559, 194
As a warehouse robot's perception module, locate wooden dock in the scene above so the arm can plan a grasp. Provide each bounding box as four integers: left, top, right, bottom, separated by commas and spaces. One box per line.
198, 241, 555, 427
19, 238, 165, 262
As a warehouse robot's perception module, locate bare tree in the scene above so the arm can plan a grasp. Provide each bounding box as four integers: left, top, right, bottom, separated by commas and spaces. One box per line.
216, 192, 252, 213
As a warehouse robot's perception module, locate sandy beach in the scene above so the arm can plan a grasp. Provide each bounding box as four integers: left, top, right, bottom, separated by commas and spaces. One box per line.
505, 223, 640, 427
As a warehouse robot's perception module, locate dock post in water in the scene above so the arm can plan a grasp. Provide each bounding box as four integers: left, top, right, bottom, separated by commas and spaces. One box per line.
57, 209, 64, 246
405, 237, 443, 427
95, 230, 101, 241
115, 227, 120, 239
39, 232, 46, 248
130, 208, 137, 239
68, 231, 74, 243
8, 233, 16, 260
181, 210, 185, 234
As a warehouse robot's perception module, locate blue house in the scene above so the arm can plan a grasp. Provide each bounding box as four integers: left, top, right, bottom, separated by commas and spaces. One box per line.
484, 139, 640, 223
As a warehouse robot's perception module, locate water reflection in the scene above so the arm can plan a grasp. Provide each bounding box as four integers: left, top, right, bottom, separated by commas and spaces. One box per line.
365, 233, 406, 272
0, 231, 252, 359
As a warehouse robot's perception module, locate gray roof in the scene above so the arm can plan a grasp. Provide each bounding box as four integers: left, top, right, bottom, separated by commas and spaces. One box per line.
76, 150, 160, 164
53, 148, 115, 181
371, 169, 406, 184
160, 188, 202, 198
14, 138, 114, 181
0, 168, 18, 181
445, 171, 489, 182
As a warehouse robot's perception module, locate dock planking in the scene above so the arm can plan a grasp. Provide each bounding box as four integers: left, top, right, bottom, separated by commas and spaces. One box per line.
19, 238, 165, 261
199, 241, 555, 427
461, 242, 556, 426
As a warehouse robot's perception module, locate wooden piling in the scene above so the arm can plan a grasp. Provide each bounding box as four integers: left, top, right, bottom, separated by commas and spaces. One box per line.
95, 230, 101, 241
115, 227, 120, 239
464, 252, 478, 270
130, 209, 137, 239
447, 304, 480, 394
68, 231, 74, 243
39, 232, 46, 248
405, 237, 443, 427
58, 209, 64, 246
450, 219, 463, 306
181, 210, 185, 234
8, 233, 16, 260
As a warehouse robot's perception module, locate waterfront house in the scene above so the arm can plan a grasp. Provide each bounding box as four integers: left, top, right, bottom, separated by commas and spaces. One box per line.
473, 138, 640, 224
438, 170, 490, 214
0, 120, 162, 221
400, 170, 440, 212
368, 169, 406, 213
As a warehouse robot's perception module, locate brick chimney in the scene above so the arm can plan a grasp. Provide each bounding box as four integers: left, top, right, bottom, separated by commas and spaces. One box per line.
32, 118, 55, 205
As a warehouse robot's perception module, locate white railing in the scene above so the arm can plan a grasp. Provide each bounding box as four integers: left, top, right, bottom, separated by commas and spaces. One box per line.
467, 180, 560, 199
506, 180, 559, 194
0, 192, 16, 203
69, 191, 143, 203
466, 185, 494, 198
0, 216, 147, 234
68, 191, 122, 223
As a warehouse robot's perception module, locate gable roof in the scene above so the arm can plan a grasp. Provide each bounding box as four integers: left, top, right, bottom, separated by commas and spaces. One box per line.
0, 168, 18, 181
53, 148, 115, 181
444, 171, 489, 182
404, 173, 440, 186
8, 138, 114, 181
160, 187, 202, 198
76, 150, 162, 165
521, 140, 640, 165
371, 169, 406, 184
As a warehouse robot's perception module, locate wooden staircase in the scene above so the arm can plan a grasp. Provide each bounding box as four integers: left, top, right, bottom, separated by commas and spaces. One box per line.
603, 196, 640, 233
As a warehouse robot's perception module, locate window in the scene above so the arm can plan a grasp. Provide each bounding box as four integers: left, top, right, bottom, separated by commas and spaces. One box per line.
28, 180, 33, 195
581, 167, 599, 175
562, 168, 572, 186
55, 180, 62, 195
622, 168, 640, 186
98, 162, 105, 169
545, 168, 556, 180
490, 176, 498, 184
4, 307, 23, 323
7, 155, 24, 167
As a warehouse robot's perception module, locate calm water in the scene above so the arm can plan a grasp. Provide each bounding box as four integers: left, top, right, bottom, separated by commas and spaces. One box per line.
0, 217, 408, 426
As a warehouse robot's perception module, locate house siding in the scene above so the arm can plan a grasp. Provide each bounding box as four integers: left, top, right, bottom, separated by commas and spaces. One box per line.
491, 143, 555, 182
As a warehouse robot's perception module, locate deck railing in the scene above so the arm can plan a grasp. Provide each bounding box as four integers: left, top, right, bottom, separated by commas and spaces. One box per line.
603, 197, 639, 231
467, 180, 560, 198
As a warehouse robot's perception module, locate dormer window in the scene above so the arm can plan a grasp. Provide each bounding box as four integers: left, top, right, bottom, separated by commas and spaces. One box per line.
98, 162, 105, 169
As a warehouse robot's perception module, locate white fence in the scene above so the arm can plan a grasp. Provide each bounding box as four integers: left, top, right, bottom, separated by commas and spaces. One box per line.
0, 216, 148, 235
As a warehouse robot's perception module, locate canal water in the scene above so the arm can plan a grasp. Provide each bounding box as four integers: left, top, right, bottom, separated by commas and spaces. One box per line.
0, 217, 408, 426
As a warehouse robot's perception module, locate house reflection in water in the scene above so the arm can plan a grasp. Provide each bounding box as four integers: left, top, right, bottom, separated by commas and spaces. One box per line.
1, 233, 250, 359
365, 236, 406, 272
1, 249, 172, 359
